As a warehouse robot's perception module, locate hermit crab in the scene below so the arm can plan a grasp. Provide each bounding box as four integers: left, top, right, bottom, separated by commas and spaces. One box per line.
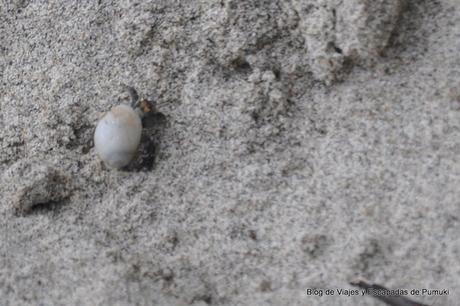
94, 86, 159, 169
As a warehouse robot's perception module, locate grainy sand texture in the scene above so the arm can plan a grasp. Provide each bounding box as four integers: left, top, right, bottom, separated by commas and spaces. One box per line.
1, 1, 459, 305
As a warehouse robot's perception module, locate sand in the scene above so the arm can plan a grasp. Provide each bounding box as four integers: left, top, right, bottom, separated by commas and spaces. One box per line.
1, 1, 459, 305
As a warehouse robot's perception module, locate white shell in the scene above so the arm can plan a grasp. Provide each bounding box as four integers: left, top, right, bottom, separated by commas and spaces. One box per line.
94, 104, 142, 168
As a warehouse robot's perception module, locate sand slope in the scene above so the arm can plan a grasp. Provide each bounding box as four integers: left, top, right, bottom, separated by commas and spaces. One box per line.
1, 1, 459, 305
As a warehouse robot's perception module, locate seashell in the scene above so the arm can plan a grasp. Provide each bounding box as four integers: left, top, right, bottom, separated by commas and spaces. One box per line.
94, 104, 142, 169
